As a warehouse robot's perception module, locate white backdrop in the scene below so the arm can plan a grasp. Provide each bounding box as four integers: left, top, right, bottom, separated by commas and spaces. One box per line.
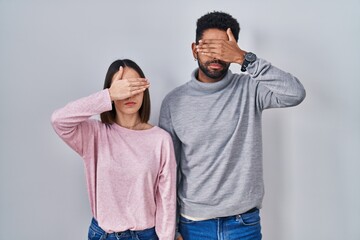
1, 0, 359, 239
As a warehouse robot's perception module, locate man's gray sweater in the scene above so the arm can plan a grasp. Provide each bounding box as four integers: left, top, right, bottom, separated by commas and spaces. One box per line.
159, 58, 306, 219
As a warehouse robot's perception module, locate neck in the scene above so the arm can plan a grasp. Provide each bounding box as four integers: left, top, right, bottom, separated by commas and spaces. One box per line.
115, 113, 142, 129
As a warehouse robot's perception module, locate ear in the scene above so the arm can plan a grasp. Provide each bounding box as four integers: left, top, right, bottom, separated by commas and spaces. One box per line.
191, 42, 198, 59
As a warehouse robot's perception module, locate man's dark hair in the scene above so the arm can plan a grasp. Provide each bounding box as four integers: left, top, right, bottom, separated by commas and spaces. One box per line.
100, 59, 151, 124
196, 11, 240, 43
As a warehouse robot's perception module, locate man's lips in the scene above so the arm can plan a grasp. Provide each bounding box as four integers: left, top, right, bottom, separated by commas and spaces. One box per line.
208, 63, 223, 70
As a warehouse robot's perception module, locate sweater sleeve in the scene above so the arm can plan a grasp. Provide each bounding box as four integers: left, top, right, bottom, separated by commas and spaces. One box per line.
158, 99, 182, 239
155, 134, 177, 240
247, 58, 306, 110
159, 98, 182, 165
50, 89, 112, 157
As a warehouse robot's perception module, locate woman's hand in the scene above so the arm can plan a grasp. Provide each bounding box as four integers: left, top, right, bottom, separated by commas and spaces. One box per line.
109, 66, 150, 101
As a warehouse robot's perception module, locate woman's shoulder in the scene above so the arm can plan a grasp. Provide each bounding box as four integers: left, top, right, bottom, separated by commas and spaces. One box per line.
152, 126, 173, 141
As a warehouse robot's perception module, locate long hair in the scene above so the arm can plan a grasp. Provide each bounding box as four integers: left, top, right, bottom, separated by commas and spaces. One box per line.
100, 59, 150, 124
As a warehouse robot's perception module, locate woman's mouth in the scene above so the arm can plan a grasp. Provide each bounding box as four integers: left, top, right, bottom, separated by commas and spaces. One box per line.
124, 101, 136, 106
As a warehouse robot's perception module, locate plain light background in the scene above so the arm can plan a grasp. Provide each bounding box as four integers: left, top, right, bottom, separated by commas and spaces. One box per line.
1, 0, 359, 239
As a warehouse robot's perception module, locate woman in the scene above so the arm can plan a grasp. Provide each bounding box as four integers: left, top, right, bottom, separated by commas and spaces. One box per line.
51, 59, 176, 240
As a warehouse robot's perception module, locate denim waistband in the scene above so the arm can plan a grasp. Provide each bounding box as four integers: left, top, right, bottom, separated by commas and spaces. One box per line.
180, 207, 259, 222
90, 218, 106, 234
90, 218, 156, 237
242, 207, 258, 215
218, 207, 259, 220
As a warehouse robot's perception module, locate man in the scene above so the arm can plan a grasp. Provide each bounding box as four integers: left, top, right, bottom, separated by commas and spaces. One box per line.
159, 11, 305, 240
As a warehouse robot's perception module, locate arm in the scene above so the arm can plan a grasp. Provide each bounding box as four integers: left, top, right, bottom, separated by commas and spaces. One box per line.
196, 28, 306, 110
159, 98, 183, 240
50, 89, 112, 156
159, 98, 182, 165
247, 58, 306, 110
51, 66, 150, 155
155, 135, 177, 240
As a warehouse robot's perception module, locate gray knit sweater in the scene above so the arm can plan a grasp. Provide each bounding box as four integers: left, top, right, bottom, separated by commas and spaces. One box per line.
159, 58, 306, 219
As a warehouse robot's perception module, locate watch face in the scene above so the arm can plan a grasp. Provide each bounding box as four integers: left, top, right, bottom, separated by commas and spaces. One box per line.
245, 52, 257, 62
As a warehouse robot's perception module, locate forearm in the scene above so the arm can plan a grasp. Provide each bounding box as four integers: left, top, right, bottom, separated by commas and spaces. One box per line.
51, 89, 112, 154
51, 89, 111, 133
247, 58, 306, 109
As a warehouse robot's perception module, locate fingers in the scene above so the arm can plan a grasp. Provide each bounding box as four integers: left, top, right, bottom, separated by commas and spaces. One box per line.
128, 78, 149, 85
198, 39, 225, 44
114, 66, 124, 80
128, 79, 150, 95
129, 83, 150, 91
196, 42, 222, 57
196, 35, 241, 63
227, 28, 236, 42
127, 78, 150, 90
130, 87, 148, 96
196, 44, 222, 53
200, 52, 220, 59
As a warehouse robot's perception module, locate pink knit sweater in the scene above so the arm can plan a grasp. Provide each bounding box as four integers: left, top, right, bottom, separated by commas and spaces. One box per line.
51, 89, 176, 239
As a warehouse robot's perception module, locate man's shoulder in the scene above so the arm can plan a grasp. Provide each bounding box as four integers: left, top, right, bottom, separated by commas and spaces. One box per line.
162, 82, 189, 103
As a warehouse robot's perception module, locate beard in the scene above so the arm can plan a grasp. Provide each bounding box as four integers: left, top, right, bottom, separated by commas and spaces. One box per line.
197, 59, 230, 80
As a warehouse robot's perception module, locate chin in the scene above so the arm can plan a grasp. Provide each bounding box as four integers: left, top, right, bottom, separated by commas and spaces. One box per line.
123, 109, 140, 115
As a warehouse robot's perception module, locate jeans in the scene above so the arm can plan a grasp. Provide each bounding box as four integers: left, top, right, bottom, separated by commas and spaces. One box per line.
88, 218, 159, 240
178, 208, 262, 240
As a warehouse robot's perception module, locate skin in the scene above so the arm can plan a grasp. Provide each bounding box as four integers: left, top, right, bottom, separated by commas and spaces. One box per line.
175, 28, 249, 240
108, 66, 152, 130
191, 28, 248, 83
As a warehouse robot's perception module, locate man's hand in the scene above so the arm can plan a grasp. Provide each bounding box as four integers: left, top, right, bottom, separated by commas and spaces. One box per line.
109, 66, 150, 101
196, 28, 246, 64
176, 235, 183, 240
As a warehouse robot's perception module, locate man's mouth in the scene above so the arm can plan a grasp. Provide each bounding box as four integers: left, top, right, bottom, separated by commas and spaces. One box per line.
208, 63, 224, 70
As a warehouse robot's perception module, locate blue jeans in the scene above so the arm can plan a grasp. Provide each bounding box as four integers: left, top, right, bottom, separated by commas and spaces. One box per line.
88, 218, 159, 240
178, 208, 262, 240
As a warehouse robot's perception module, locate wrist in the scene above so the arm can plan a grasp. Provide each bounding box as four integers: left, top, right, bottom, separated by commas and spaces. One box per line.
108, 88, 115, 101
236, 50, 247, 65
241, 52, 257, 72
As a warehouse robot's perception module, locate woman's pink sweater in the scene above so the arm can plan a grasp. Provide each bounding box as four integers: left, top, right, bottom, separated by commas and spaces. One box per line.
51, 89, 176, 239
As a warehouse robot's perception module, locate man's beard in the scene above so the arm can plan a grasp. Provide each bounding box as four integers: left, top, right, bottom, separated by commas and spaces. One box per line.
198, 59, 230, 80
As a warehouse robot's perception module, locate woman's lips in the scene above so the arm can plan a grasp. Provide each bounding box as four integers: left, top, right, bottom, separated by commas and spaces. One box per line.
125, 102, 136, 106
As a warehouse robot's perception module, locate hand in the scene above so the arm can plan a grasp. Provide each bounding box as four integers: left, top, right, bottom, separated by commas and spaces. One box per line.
176, 236, 183, 240
196, 28, 246, 64
109, 66, 150, 101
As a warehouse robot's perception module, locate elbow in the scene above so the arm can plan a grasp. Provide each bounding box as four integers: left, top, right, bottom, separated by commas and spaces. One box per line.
50, 110, 63, 133
50, 111, 57, 127
288, 78, 306, 106
294, 86, 306, 105
50, 111, 59, 128
279, 86, 306, 108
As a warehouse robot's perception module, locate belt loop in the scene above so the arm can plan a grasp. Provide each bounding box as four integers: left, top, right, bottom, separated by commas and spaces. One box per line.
100, 232, 108, 240
131, 230, 140, 240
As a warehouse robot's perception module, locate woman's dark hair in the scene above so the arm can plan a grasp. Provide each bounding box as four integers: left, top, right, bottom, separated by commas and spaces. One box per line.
100, 59, 151, 124
196, 11, 240, 43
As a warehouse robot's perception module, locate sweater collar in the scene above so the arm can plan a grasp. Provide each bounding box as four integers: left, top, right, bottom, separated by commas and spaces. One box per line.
188, 69, 233, 94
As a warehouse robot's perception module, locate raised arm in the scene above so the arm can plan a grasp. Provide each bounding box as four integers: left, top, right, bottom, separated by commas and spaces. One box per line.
51, 89, 112, 156
195, 28, 306, 110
